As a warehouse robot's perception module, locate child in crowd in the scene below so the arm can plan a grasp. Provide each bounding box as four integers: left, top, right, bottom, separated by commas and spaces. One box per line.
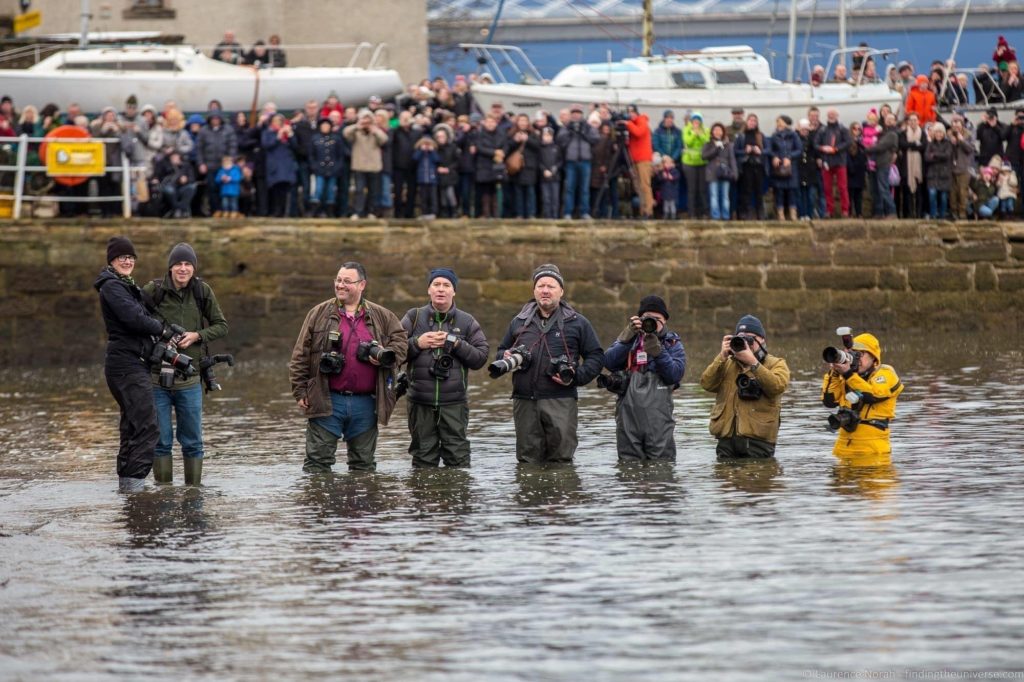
659, 157, 681, 219
971, 166, 1000, 219
215, 155, 243, 218
538, 127, 562, 219
997, 163, 1019, 217
412, 135, 440, 219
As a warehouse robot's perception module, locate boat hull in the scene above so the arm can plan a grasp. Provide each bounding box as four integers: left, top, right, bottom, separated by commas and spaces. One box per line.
470, 82, 903, 127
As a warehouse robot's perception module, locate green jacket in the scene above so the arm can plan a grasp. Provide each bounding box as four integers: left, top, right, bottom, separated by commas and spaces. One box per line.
142, 275, 229, 389
683, 125, 711, 167
699, 352, 790, 444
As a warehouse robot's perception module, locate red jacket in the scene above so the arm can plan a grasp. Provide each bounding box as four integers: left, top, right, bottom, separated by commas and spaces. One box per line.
625, 114, 653, 163
905, 88, 937, 124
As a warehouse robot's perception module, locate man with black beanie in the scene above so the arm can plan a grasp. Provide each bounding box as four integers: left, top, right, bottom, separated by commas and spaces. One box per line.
142, 242, 229, 485
94, 236, 179, 492
602, 295, 687, 460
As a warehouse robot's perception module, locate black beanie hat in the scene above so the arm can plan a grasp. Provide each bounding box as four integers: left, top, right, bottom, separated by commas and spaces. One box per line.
106, 236, 137, 264
532, 263, 564, 288
637, 295, 669, 320
428, 267, 458, 290
735, 314, 766, 338
167, 242, 198, 270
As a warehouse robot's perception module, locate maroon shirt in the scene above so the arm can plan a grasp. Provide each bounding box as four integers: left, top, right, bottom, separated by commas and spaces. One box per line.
328, 306, 377, 394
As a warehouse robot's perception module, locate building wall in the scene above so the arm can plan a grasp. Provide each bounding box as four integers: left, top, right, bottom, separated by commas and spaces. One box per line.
6, 0, 427, 83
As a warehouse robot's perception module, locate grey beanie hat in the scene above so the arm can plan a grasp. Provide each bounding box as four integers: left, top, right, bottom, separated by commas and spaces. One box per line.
167, 242, 198, 269
532, 263, 564, 288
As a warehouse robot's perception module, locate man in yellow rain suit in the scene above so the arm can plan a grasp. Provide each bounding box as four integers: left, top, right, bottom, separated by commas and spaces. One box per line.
822, 333, 904, 457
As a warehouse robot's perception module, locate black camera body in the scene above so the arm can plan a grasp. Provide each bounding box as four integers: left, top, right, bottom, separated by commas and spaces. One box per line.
149, 339, 197, 379
394, 371, 409, 399
488, 345, 532, 379
199, 353, 235, 393
729, 334, 756, 354
319, 329, 345, 375
597, 371, 629, 395
548, 354, 575, 384
641, 317, 659, 334
735, 373, 764, 400
828, 407, 860, 432
429, 334, 458, 380
357, 340, 397, 368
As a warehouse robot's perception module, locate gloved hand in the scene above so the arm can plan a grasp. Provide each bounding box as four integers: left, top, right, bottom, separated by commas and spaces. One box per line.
161, 323, 187, 341
643, 333, 662, 358
617, 322, 638, 344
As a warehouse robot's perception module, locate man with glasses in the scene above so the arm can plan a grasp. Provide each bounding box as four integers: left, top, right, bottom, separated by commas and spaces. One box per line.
288, 262, 407, 472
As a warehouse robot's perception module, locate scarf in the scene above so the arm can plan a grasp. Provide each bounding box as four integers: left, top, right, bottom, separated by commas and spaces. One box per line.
107, 265, 136, 288
904, 125, 924, 193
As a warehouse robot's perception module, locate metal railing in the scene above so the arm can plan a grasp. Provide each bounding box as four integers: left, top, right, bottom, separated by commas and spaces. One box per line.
458, 43, 545, 85
0, 135, 147, 219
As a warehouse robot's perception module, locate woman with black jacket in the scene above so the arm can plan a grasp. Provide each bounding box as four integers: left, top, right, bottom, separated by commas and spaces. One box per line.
504, 114, 541, 218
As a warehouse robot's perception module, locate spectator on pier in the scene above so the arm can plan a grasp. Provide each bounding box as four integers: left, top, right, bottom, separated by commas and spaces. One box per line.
905, 75, 937, 125
682, 111, 710, 218
767, 115, 801, 221
557, 104, 598, 220
213, 30, 243, 64
993, 36, 1017, 70
268, 34, 287, 68
816, 108, 851, 218
925, 123, 953, 219
948, 116, 976, 220
976, 108, 1008, 167
734, 113, 767, 220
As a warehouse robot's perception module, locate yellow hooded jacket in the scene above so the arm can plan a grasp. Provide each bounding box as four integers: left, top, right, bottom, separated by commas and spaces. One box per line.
821, 333, 904, 457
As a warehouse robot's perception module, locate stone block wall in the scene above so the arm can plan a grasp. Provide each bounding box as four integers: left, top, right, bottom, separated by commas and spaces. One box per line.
1, 219, 1022, 365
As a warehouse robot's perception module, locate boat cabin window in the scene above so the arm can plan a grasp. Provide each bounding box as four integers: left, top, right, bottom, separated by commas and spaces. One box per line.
714, 70, 750, 85
58, 61, 179, 72
671, 71, 706, 89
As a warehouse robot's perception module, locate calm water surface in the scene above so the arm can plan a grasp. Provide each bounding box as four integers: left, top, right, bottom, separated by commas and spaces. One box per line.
1, 334, 1023, 681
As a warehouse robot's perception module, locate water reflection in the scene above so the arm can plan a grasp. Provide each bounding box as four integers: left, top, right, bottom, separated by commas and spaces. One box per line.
513, 463, 587, 511
830, 452, 900, 502
405, 468, 474, 516
713, 457, 785, 501
120, 486, 212, 550
298, 471, 406, 521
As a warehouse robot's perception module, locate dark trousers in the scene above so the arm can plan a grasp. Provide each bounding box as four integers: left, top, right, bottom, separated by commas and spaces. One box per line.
512, 397, 578, 464
408, 402, 471, 468
394, 167, 417, 218
352, 171, 380, 216
459, 172, 475, 217
205, 171, 221, 216
268, 181, 291, 217
418, 183, 438, 216
105, 366, 159, 479
738, 164, 765, 219
682, 164, 708, 218
848, 187, 864, 217
336, 165, 351, 217
715, 435, 776, 459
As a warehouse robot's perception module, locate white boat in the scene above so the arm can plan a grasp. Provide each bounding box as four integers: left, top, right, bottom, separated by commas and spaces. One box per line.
464, 43, 903, 127
0, 44, 404, 113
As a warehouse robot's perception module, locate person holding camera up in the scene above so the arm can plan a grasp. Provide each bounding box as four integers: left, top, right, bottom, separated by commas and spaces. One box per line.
556, 104, 599, 220
142, 243, 229, 486
699, 315, 790, 459
400, 268, 490, 468
288, 262, 408, 472
494, 264, 604, 464
821, 331, 903, 458
623, 104, 655, 220
95, 236, 177, 492
601, 296, 687, 461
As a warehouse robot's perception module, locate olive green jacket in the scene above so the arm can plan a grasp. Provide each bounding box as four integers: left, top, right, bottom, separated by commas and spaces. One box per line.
142, 275, 229, 389
699, 353, 790, 444
288, 298, 408, 424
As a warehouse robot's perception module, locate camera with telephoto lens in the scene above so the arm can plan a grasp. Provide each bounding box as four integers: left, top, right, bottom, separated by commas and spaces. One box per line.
729, 334, 756, 354
429, 333, 459, 380
641, 316, 659, 334
149, 337, 196, 380
488, 345, 531, 379
597, 371, 629, 395
828, 407, 861, 432
199, 353, 234, 393
319, 330, 345, 375
735, 373, 764, 400
357, 340, 397, 368
822, 325, 859, 368
547, 354, 575, 384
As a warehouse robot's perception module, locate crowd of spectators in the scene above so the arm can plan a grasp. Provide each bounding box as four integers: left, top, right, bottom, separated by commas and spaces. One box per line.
2, 35, 1022, 221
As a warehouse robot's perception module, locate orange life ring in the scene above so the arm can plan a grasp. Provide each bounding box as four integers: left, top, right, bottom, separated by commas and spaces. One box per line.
40, 125, 91, 187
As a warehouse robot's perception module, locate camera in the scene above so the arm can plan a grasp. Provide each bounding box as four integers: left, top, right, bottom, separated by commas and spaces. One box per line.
641, 317, 659, 334
547, 354, 575, 384
159, 363, 176, 389
822, 346, 860, 366
319, 330, 345, 375
199, 353, 235, 393
729, 334, 756, 353
357, 340, 397, 368
149, 339, 197, 378
597, 371, 629, 395
488, 345, 532, 379
394, 371, 409, 399
429, 334, 458, 380
827, 407, 860, 432
160, 323, 187, 342
735, 373, 764, 400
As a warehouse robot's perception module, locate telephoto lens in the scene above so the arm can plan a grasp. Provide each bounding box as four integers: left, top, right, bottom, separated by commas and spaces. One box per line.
641, 317, 659, 334
822, 346, 854, 365
488, 346, 531, 379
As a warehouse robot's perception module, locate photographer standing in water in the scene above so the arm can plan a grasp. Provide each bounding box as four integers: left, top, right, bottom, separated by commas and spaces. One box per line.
288, 262, 407, 473
401, 268, 489, 468
822, 331, 904, 457
94, 236, 174, 492
494, 264, 604, 464
142, 243, 229, 486
601, 296, 686, 460
699, 315, 790, 459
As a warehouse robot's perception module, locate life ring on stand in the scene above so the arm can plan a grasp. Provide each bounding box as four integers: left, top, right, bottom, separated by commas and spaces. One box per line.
39, 125, 91, 187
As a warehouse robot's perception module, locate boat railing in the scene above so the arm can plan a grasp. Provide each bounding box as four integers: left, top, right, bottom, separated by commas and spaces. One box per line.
0, 134, 148, 220
940, 68, 1008, 108
458, 43, 544, 85
823, 47, 900, 88
0, 43, 68, 67
191, 42, 394, 71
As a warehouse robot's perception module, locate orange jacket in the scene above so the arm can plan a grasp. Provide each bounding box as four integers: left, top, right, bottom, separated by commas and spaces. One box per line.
905, 88, 937, 124
625, 114, 653, 163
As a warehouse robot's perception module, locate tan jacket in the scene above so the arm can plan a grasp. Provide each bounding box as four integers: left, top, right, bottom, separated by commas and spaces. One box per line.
342, 124, 388, 173
699, 353, 790, 444
288, 298, 408, 424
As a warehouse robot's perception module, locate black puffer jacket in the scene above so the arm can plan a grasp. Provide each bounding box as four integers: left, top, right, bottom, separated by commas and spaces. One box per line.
496, 301, 604, 401
94, 268, 165, 371
401, 304, 490, 406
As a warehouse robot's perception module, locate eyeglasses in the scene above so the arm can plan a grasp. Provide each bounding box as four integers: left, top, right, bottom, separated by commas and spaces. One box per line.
115, 255, 136, 263
335, 278, 363, 286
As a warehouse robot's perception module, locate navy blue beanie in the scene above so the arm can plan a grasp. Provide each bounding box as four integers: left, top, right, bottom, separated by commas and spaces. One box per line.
735, 314, 766, 338
428, 267, 458, 290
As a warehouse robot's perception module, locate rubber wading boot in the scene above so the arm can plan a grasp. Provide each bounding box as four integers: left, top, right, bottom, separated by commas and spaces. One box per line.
152, 455, 173, 484
183, 457, 203, 486
118, 477, 145, 493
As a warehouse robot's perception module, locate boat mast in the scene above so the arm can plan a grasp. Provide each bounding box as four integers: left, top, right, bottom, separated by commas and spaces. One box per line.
838, 0, 846, 57
786, 0, 798, 80
80, 0, 91, 48
642, 0, 654, 58
942, 0, 972, 100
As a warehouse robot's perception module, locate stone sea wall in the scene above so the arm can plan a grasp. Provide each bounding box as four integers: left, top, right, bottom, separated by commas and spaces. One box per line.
1, 219, 1023, 365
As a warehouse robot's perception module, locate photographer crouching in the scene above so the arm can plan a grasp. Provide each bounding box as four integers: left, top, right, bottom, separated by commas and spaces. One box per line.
699, 315, 790, 459
94, 236, 174, 492
142, 243, 229, 486
822, 329, 904, 458
601, 296, 686, 460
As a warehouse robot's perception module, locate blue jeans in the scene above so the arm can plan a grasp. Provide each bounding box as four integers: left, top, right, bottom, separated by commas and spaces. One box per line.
376, 173, 392, 211
312, 393, 376, 441
875, 166, 896, 217
1001, 197, 1016, 215
220, 195, 239, 213
513, 183, 536, 218
708, 179, 731, 220
798, 185, 820, 218
311, 175, 337, 206
562, 160, 591, 217
153, 383, 204, 459
928, 189, 949, 219
978, 196, 1000, 218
